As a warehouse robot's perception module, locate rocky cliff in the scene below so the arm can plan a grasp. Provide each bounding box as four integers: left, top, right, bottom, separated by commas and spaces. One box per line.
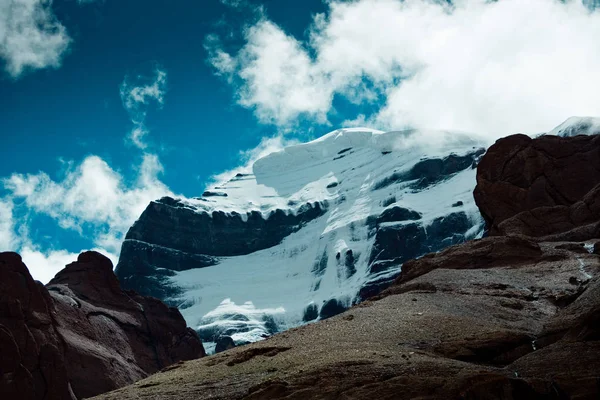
0, 251, 205, 400
93, 132, 600, 400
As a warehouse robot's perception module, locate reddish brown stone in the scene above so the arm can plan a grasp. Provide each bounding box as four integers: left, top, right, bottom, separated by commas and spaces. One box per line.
475, 134, 600, 236
0, 251, 205, 400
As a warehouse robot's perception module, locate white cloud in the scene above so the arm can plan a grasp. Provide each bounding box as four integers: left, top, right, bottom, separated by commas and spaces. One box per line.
0, 0, 72, 78
120, 67, 167, 149
209, 135, 299, 186
209, 0, 600, 138
4, 153, 173, 256
220, 0, 247, 8
209, 20, 332, 126
0, 198, 15, 251
1, 64, 172, 282
19, 245, 118, 284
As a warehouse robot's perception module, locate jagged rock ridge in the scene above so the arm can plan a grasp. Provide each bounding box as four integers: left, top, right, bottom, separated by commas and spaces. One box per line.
0, 252, 205, 400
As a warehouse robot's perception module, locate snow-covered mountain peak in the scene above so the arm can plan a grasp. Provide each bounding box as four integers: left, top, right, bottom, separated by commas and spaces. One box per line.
116, 128, 487, 352
547, 116, 600, 137
182, 128, 486, 216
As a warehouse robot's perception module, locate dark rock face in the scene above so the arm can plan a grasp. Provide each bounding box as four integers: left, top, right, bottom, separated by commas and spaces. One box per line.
0, 252, 74, 400
373, 148, 485, 191
360, 208, 474, 301
356, 270, 401, 302
116, 198, 328, 299
302, 304, 319, 322
318, 299, 348, 320
0, 251, 205, 400
115, 239, 217, 302
124, 198, 327, 257
474, 133, 600, 235
368, 211, 471, 265
375, 206, 422, 224
215, 336, 236, 353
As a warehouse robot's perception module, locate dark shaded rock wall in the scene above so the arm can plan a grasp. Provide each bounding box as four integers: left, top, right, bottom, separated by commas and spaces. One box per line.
474, 133, 600, 235
0, 251, 205, 400
116, 199, 328, 299
124, 199, 328, 257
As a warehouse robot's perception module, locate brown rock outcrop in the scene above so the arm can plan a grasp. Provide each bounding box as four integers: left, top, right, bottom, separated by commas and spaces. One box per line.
92, 133, 600, 400
0, 251, 205, 400
474, 133, 600, 236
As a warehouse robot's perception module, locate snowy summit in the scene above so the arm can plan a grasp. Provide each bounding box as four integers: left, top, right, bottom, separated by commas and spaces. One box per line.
116, 128, 488, 353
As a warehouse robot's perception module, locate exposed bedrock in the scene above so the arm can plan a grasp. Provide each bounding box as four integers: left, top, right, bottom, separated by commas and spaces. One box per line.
115, 199, 328, 299
115, 239, 218, 303
474, 133, 600, 236
0, 251, 205, 400
124, 198, 328, 257
358, 211, 475, 301
372, 148, 485, 191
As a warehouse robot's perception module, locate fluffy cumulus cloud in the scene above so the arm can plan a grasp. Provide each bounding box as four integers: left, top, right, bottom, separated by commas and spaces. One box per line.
0, 0, 72, 78
4, 153, 172, 256
1, 152, 172, 283
208, 0, 600, 137
120, 67, 168, 149
19, 246, 118, 284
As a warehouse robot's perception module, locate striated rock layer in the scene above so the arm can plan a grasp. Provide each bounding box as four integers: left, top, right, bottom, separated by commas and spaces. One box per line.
93, 133, 600, 400
0, 252, 205, 400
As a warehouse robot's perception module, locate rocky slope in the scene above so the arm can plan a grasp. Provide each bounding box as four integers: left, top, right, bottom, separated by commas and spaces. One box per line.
0, 251, 205, 400
93, 132, 600, 400
115, 128, 487, 350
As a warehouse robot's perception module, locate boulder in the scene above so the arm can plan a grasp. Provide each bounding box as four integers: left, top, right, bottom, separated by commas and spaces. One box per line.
215, 336, 236, 353
475, 133, 600, 235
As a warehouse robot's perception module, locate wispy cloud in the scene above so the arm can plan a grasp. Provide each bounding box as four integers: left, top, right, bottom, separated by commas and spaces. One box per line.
219, 0, 248, 8
0, 0, 72, 78
208, 135, 299, 186
208, 0, 600, 138
120, 67, 167, 149
0, 198, 15, 250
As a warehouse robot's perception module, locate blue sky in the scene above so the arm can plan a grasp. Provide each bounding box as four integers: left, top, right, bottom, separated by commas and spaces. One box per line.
1, 0, 600, 281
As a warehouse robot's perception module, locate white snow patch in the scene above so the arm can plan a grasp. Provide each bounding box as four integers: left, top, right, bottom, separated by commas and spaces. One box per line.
584, 243, 595, 254
577, 258, 593, 281
547, 116, 600, 137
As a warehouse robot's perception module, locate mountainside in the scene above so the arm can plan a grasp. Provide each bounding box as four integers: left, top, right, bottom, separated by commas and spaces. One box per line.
95, 132, 600, 400
0, 251, 205, 400
116, 128, 488, 351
